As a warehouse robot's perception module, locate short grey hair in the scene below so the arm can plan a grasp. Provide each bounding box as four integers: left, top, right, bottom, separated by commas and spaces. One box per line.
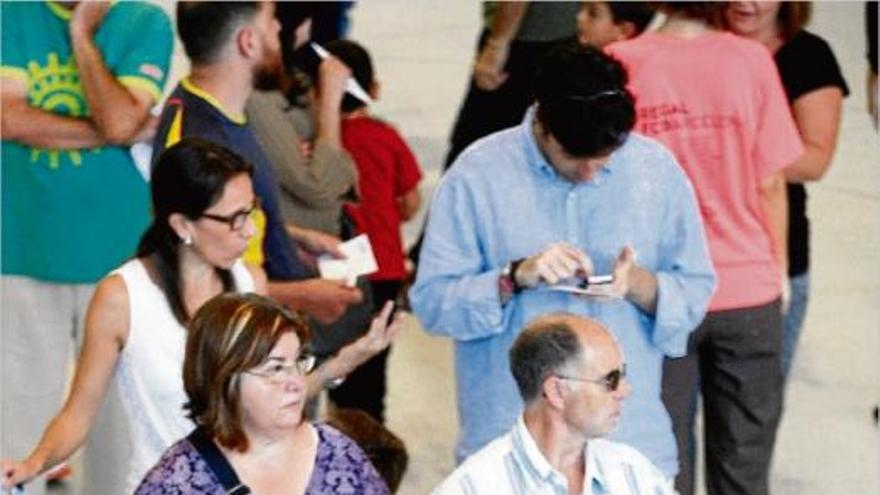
509, 314, 584, 403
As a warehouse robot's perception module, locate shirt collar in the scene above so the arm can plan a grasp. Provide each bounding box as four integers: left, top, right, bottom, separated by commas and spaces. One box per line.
514, 414, 586, 492
181, 77, 247, 125
586, 441, 609, 493
519, 106, 618, 186
513, 415, 612, 494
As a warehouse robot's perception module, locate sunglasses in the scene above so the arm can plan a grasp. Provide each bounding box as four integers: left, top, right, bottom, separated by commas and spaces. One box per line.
557, 363, 627, 392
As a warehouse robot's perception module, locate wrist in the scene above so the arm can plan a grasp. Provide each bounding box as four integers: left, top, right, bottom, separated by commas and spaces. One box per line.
484, 36, 510, 50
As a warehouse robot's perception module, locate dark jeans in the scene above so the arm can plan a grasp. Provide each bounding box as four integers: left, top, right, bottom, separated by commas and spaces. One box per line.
662, 299, 783, 495
328, 279, 402, 423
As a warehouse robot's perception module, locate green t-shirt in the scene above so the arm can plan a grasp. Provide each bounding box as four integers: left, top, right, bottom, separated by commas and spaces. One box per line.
1, 1, 172, 283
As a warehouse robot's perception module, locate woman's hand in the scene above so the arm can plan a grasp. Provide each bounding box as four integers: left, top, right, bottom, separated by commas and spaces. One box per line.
335, 301, 405, 375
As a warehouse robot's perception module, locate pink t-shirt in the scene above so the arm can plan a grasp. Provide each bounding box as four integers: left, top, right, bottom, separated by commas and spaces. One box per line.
607, 32, 803, 311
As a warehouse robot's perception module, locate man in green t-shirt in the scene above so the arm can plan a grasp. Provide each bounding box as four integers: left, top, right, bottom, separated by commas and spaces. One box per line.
0, 2, 172, 494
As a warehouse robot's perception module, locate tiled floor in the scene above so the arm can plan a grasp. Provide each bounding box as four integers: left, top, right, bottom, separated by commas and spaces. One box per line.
47, 2, 879, 494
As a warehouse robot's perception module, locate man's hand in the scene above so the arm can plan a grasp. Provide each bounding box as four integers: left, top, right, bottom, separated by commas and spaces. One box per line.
289, 278, 362, 324
582, 246, 635, 299
2, 457, 42, 491
473, 40, 509, 91
69, 2, 110, 39
289, 226, 345, 259
515, 242, 594, 289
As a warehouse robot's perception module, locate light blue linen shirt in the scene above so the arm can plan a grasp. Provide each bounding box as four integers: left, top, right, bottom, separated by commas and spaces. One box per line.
410, 110, 716, 476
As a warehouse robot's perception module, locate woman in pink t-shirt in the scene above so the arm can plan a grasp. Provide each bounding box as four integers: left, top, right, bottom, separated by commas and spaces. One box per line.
606, 3, 803, 495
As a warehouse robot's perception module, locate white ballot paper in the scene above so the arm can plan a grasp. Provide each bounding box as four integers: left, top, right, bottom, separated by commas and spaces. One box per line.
317, 234, 378, 286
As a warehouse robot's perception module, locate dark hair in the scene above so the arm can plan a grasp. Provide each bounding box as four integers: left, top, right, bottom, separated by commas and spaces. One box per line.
775, 2, 812, 40
137, 138, 253, 325
176, 2, 260, 64
326, 408, 409, 493
509, 315, 584, 403
324, 39, 374, 112
276, 1, 320, 71
533, 41, 635, 157
183, 293, 311, 452
607, 2, 654, 35
655, 2, 725, 27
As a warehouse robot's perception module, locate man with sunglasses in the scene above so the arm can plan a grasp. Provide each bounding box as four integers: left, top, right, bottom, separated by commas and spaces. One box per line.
411, 42, 716, 477
433, 313, 674, 494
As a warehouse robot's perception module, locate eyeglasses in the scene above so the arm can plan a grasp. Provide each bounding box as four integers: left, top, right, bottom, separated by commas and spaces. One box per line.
201, 198, 260, 231
244, 353, 317, 384
557, 363, 627, 392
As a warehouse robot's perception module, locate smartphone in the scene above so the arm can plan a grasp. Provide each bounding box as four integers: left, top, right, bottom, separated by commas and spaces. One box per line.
576, 274, 615, 289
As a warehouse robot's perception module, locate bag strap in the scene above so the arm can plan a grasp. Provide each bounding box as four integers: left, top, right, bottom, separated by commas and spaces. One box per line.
187, 427, 251, 495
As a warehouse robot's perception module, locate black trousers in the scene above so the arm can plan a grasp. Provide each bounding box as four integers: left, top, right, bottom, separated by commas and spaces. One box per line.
662, 299, 783, 495
327, 279, 401, 423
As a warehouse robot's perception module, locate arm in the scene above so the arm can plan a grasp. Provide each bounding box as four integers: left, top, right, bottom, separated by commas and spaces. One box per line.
783, 87, 844, 182
69, 2, 155, 144
314, 57, 349, 149
758, 170, 789, 277
267, 278, 362, 325
648, 171, 717, 357
2, 276, 129, 488
304, 301, 403, 398
473, 2, 529, 90
1, 76, 105, 149
410, 175, 523, 340
398, 189, 421, 221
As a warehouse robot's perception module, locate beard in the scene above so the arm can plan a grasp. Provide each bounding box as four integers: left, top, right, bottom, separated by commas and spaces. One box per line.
252, 49, 286, 91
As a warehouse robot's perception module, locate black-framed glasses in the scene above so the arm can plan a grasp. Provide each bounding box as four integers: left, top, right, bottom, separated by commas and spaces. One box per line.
201, 198, 260, 231
557, 363, 627, 392
244, 353, 317, 384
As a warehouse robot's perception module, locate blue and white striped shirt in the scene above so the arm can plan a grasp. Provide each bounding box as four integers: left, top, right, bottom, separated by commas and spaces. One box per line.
432, 416, 675, 495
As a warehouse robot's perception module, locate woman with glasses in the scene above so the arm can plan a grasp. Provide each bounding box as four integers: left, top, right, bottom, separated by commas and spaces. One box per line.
135, 292, 391, 494
1, 138, 401, 495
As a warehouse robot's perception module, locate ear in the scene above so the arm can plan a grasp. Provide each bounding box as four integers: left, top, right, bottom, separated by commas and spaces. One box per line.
236, 25, 259, 59
369, 80, 381, 100
616, 21, 637, 41
541, 375, 568, 410
168, 212, 194, 244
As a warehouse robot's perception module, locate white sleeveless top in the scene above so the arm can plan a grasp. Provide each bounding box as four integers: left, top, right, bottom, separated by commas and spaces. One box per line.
113, 258, 255, 494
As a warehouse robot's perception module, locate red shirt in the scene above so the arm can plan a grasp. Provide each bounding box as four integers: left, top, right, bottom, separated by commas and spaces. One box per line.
342, 116, 422, 280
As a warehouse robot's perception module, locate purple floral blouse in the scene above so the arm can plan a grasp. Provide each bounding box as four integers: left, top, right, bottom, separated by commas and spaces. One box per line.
135, 423, 390, 495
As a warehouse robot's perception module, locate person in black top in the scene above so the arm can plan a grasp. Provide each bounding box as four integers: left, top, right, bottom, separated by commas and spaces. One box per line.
725, 1, 849, 379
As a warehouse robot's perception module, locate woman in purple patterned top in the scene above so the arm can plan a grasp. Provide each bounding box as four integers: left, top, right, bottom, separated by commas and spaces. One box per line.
135, 293, 392, 495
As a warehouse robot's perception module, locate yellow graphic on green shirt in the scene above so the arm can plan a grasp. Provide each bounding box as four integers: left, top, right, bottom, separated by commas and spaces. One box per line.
26, 52, 88, 169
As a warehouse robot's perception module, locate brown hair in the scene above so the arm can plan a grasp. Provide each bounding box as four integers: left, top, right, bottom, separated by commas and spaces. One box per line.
182, 293, 311, 452
776, 2, 812, 40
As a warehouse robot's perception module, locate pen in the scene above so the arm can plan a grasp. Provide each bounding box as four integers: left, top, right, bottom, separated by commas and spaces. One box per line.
311, 42, 374, 104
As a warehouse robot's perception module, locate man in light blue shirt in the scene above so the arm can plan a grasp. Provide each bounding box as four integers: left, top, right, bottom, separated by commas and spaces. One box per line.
432, 313, 675, 495
410, 42, 715, 476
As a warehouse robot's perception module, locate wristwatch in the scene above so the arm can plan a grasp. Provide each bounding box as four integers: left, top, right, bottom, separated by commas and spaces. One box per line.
499, 258, 526, 304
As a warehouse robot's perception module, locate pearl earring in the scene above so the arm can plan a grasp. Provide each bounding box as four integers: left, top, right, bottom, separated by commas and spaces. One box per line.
183, 235, 193, 246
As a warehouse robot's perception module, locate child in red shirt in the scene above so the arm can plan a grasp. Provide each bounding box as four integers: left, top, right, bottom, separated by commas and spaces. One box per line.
325, 39, 422, 423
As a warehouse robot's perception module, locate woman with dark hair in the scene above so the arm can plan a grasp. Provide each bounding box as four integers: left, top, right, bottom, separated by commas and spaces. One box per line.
1, 138, 400, 494
135, 293, 391, 494
606, 3, 804, 494
725, 1, 849, 380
